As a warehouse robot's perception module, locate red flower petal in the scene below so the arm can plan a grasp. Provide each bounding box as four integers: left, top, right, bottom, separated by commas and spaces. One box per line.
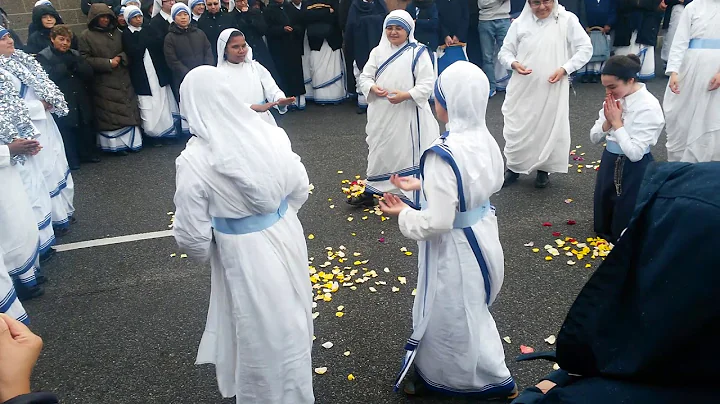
552, 232, 562, 237
567, 220, 577, 225
378, 237, 385, 243
542, 222, 552, 227
520, 345, 535, 354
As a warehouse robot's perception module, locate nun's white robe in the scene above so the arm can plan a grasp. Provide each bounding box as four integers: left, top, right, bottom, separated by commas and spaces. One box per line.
357, 12, 439, 205
663, 0, 720, 163
217, 29, 288, 126
125, 22, 177, 139
172, 66, 314, 404
0, 67, 75, 228
394, 61, 514, 396
499, 2, 592, 175
0, 145, 41, 289
0, 245, 29, 324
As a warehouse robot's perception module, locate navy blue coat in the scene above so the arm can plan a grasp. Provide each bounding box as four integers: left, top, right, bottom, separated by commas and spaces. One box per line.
406, 0, 440, 49
344, 0, 387, 69
584, 0, 617, 28
436, 0, 468, 42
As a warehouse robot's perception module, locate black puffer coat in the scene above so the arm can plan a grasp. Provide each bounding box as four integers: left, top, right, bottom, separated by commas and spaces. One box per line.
78, 4, 141, 130
25, 5, 78, 54
163, 22, 214, 98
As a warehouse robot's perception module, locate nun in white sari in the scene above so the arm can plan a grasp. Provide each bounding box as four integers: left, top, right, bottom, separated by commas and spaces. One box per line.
663, 0, 720, 163
380, 61, 515, 400
499, 0, 591, 188
123, 6, 178, 140
172, 66, 314, 404
0, 45, 76, 231
216, 29, 295, 126
354, 10, 438, 208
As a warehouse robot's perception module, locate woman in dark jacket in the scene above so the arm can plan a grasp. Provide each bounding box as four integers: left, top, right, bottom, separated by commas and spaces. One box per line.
264, 0, 306, 99
78, 4, 142, 154
406, 0, 440, 50
197, 0, 236, 62
613, 0, 664, 80
25, 5, 78, 54
36, 25, 99, 169
163, 3, 214, 98
230, 0, 279, 80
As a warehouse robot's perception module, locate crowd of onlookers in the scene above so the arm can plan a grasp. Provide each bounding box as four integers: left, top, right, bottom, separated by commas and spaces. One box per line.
0, 0, 683, 171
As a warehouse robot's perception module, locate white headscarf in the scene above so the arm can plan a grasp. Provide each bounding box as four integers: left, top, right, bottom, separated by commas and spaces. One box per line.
514, 0, 565, 26
433, 61, 504, 196
179, 66, 295, 211
171, 2, 191, 21
227, 0, 236, 12
216, 28, 254, 69
121, 0, 141, 6
123, 5, 143, 32
376, 10, 418, 60
34, 0, 52, 7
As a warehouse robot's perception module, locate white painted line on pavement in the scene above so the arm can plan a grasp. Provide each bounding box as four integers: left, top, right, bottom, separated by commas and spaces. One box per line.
54, 230, 174, 252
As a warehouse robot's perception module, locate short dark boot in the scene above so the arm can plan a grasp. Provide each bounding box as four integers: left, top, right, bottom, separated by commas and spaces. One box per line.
503, 170, 519, 187
535, 170, 550, 188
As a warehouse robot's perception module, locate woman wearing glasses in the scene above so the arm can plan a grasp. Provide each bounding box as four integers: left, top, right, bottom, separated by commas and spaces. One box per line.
499, 0, 591, 189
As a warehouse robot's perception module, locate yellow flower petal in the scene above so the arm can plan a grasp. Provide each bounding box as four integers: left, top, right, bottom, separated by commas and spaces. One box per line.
545, 256, 553, 261
392, 286, 400, 292
170, 253, 177, 257
347, 216, 354, 222
308, 234, 315, 240
314, 367, 327, 375
337, 170, 344, 174
398, 276, 407, 285
335, 312, 344, 317
532, 248, 540, 253
369, 287, 377, 293
411, 288, 417, 296
383, 267, 390, 273
502, 336, 512, 344
344, 351, 351, 356
347, 374, 356, 381
337, 305, 344, 311
180, 254, 188, 258
404, 251, 413, 256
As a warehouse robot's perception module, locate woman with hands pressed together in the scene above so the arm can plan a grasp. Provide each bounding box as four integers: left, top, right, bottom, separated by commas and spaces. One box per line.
499, 0, 592, 189
380, 61, 516, 400
216, 29, 296, 126
351, 10, 438, 208
591, 55, 664, 243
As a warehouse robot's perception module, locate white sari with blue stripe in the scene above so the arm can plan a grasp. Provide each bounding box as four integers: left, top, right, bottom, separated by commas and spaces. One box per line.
394, 61, 513, 397
0, 246, 29, 324
357, 11, 438, 207
1, 67, 75, 229
0, 145, 42, 291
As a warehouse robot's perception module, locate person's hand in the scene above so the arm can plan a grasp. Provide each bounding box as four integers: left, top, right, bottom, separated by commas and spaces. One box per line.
7, 139, 41, 156
250, 102, 279, 112
277, 97, 296, 106
452, 35, 460, 44
370, 85, 388, 97
669, 72, 680, 94
536, 380, 557, 394
329, 7, 334, 12
603, 25, 611, 34
548, 67, 566, 83
41, 100, 52, 111
390, 174, 421, 191
284, 26, 293, 32
379, 193, 409, 216
386, 90, 411, 104
444, 36, 453, 47
659, 0, 667, 10
603, 93, 623, 129
0, 314, 44, 403
709, 72, 720, 91
511, 61, 532, 75
110, 57, 120, 68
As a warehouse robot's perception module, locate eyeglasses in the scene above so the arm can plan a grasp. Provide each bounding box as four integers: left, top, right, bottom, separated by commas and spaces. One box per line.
529, 0, 553, 7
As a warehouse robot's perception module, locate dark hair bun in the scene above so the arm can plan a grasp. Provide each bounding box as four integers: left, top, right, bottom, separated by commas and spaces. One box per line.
626, 54, 641, 66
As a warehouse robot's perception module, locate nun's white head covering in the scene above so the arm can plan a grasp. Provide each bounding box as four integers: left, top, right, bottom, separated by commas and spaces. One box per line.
171, 2, 191, 21
216, 28, 254, 68
190, 0, 206, 9
376, 10, 417, 59
515, 0, 564, 24
123, 4, 143, 31
179, 66, 298, 211
433, 61, 504, 191
121, 0, 141, 6
34, 0, 52, 8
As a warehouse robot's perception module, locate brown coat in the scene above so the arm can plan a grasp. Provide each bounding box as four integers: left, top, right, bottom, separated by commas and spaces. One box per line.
163, 23, 215, 99
78, 4, 141, 131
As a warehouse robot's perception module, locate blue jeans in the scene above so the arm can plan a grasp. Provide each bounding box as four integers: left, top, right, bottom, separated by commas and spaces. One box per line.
478, 18, 511, 92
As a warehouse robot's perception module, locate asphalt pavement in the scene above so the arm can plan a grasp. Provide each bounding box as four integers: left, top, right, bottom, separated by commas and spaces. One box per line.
23, 69, 671, 404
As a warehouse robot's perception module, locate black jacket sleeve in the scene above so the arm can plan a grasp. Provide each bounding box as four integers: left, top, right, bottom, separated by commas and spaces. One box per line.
2, 392, 59, 404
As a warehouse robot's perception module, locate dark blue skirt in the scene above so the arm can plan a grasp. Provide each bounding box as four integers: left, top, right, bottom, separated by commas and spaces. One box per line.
593, 149, 654, 242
